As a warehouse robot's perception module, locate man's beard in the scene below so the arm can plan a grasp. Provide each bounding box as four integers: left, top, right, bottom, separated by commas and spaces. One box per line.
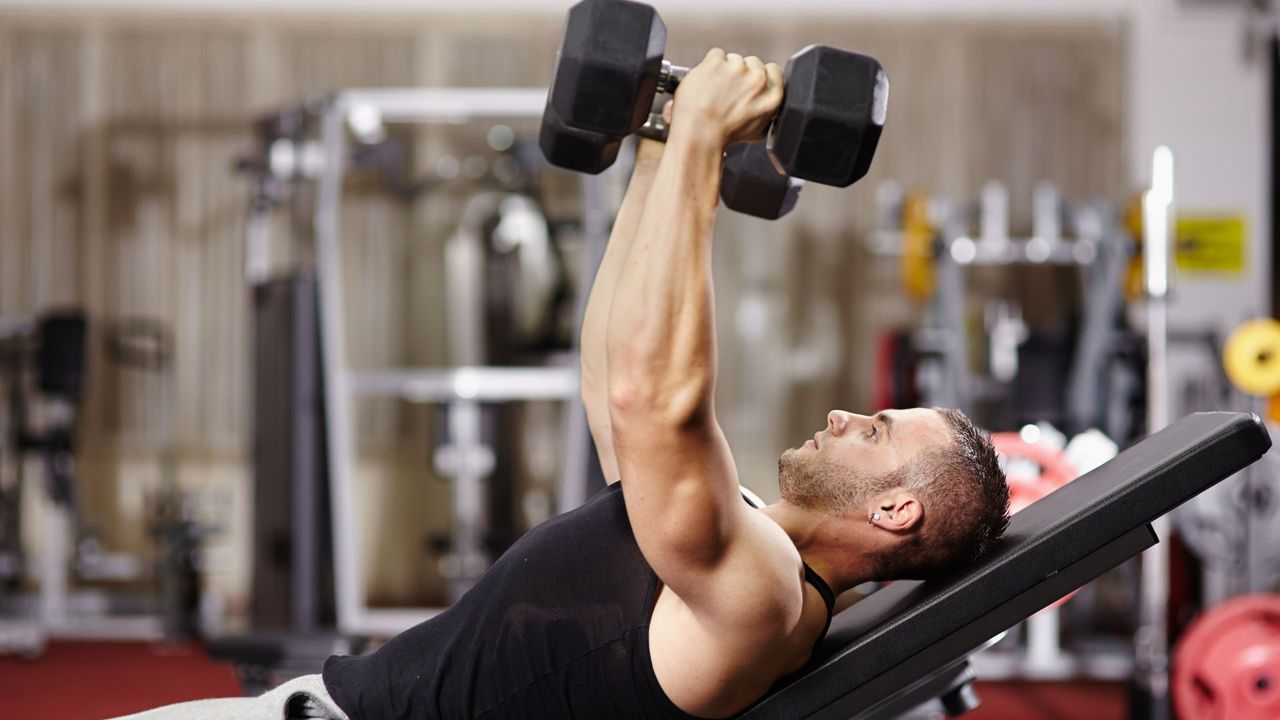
777, 448, 897, 516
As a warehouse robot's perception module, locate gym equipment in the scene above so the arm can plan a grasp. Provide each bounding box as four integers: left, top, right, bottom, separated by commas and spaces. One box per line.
540, 0, 884, 219
248, 275, 332, 634
1173, 594, 1280, 720
1136, 146, 1176, 720
537, 104, 622, 176
546, 0, 671, 139
867, 180, 1141, 437
547, 0, 885, 187
1174, 446, 1280, 595
991, 431, 1077, 514
1172, 319, 1280, 603
540, 98, 804, 219
1172, 319, 1280, 599
1065, 201, 1137, 438
736, 412, 1267, 719
220, 90, 606, 682
0, 311, 170, 657
991, 426, 1081, 675
719, 143, 803, 220
539, 95, 804, 219
1223, 318, 1280, 397
240, 88, 604, 640
899, 192, 934, 301
106, 317, 211, 640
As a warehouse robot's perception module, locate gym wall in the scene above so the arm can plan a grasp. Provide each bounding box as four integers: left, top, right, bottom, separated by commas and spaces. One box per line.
0, 10, 1125, 611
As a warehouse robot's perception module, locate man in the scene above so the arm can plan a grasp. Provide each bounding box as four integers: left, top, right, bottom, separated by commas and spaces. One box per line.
117, 49, 1008, 720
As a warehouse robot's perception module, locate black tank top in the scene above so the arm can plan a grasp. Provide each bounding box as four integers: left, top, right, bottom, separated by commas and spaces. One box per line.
322, 483, 835, 720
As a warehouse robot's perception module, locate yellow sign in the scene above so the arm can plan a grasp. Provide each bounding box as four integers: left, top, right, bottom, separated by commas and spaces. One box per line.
1175, 214, 1246, 274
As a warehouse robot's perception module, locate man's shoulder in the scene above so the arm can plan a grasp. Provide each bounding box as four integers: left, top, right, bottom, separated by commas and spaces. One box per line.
647, 517, 824, 716
667, 506, 809, 635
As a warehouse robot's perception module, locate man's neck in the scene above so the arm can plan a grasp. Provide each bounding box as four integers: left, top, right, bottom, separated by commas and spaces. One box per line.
759, 501, 878, 595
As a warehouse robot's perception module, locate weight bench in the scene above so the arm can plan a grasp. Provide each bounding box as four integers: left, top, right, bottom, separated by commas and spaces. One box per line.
739, 411, 1272, 720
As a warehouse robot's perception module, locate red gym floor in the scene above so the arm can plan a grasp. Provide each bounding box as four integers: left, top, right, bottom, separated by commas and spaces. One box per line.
0, 642, 1127, 719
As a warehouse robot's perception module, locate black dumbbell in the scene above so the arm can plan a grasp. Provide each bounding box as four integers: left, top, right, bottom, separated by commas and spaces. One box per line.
772, 44, 888, 188
547, 0, 678, 139
538, 102, 673, 176
720, 144, 803, 220
541, 102, 800, 219
545, 0, 888, 188
538, 103, 621, 176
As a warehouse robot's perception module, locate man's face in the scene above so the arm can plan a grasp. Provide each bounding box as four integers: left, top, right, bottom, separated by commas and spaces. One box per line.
778, 408, 952, 515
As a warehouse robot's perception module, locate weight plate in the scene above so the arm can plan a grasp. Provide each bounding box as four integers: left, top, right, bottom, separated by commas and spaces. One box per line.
990, 432, 1079, 609
900, 193, 934, 302
1174, 594, 1280, 720
1224, 319, 1280, 397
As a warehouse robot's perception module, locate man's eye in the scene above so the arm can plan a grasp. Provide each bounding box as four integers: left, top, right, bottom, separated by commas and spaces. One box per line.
868, 426, 878, 440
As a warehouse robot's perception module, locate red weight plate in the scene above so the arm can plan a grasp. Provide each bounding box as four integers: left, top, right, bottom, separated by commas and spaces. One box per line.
990, 433, 1078, 513
1173, 594, 1280, 720
991, 433, 1081, 609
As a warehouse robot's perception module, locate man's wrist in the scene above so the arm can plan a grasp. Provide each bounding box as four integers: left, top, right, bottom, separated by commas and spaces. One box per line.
666, 123, 727, 159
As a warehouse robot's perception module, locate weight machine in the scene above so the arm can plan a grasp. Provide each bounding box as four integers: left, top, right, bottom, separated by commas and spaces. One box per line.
0, 312, 191, 657
230, 89, 615, 654
864, 152, 1180, 708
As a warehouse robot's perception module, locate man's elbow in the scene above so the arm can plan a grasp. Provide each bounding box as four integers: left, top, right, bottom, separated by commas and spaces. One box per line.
607, 377, 712, 430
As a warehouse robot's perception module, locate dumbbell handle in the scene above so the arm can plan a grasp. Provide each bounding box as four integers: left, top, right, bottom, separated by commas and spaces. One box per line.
633, 107, 795, 183
635, 111, 670, 143
628, 112, 801, 220
656, 60, 688, 96
654, 59, 784, 143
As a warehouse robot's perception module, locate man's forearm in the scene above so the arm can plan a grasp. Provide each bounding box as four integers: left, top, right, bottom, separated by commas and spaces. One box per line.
580, 140, 664, 482
606, 127, 724, 422
580, 141, 663, 386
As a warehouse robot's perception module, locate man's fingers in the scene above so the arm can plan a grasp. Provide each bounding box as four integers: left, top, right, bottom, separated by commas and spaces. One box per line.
705, 47, 726, 63
744, 56, 768, 90
726, 52, 745, 66
765, 62, 784, 91
661, 99, 674, 124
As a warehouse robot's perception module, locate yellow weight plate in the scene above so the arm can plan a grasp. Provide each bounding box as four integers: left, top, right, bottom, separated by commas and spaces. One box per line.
901, 192, 935, 301
1223, 318, 1280, 397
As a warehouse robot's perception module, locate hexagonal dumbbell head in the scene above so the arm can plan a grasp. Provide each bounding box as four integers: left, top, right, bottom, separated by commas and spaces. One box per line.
539, 103, 622, 175
549, 0, 667, 137
772, 46, 889, 188
720, 143, 803, 220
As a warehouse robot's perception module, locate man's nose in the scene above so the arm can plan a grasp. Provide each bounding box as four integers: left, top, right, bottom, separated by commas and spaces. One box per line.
827, 410, 856, 435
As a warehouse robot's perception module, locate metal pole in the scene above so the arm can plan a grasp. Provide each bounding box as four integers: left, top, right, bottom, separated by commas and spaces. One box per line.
1137, 145, 1174, 720
315, 99, 363, 635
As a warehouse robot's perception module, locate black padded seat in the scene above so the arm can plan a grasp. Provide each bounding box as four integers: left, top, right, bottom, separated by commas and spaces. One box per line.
739, 412, 1272, 720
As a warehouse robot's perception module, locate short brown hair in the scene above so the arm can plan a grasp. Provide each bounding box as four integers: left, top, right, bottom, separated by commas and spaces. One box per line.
873, 408, 1010, 580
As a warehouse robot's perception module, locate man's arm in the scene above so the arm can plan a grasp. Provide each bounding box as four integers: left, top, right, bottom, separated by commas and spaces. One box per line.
579, 139, 665, 486
606, 50, 786, 611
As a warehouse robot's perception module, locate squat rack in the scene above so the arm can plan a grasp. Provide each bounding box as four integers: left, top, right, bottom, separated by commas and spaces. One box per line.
311, 88, 612, 637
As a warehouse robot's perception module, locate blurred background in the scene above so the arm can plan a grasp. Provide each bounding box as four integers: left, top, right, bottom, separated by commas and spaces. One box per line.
0, 0, 1274, 718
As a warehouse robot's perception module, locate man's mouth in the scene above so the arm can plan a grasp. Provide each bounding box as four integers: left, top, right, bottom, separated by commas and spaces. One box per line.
812, 432, 821, 449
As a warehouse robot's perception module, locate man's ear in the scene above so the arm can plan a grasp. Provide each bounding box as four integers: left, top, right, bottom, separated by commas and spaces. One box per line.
868, 491, 922, 533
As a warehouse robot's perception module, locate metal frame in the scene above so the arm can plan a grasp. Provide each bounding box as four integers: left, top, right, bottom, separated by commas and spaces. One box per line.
863, 180, 1155, 683
1136, 146, 1176, 719
0, 316, 166, 656
314, 88, 606, 636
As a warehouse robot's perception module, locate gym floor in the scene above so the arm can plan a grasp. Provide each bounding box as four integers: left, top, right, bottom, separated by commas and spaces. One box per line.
1, 642, 1126, 720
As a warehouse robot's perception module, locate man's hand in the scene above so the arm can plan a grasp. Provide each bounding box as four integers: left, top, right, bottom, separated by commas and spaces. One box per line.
669, 49, 784, 151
